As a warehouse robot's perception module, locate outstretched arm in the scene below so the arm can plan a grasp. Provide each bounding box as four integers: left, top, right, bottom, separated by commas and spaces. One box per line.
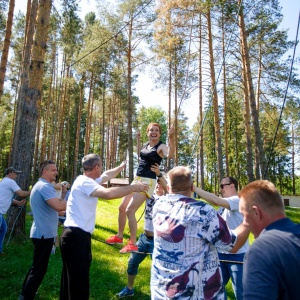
193, 184, 230, 209
158, 124, 175, 158
91, 182, 149, 200
99, 161, 127, 184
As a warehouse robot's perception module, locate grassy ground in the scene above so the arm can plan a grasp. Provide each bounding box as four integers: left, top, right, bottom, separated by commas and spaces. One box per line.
0, 200, 299, 300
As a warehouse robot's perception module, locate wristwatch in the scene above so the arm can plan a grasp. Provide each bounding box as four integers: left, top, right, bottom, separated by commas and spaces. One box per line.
157, 173, 163, 178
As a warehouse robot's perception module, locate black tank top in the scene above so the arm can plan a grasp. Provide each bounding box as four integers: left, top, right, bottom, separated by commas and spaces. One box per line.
136, 141, 163, 179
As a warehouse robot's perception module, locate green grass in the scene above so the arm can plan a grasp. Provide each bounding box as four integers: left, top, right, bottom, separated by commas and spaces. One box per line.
1, 201, 299, 300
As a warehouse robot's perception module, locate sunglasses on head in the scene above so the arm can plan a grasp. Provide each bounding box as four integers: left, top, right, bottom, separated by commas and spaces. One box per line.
40, 160, 55, 171
220, 183, 231, 189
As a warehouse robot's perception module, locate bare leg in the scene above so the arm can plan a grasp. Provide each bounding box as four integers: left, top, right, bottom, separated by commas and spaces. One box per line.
116, 194, 133, 239
128, 275, 136, 290
126, 192, 147, 246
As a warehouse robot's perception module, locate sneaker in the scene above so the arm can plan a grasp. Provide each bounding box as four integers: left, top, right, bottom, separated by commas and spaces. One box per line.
116, 286, 134, 298
105, 235, 123, 245
120, 242, 138, 254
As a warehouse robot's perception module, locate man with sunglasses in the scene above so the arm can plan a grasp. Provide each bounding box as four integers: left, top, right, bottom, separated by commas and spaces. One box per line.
19, 160, 67, 300
193, 177, 250, 300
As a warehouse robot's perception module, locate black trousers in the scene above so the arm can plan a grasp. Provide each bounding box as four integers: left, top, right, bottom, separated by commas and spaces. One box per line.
60, 227, 92, 300
21, 237, 54, 299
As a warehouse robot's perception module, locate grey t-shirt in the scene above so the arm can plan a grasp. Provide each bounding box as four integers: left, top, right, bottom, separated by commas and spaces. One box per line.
30, 178, 58, 238
218, 195, 249, 254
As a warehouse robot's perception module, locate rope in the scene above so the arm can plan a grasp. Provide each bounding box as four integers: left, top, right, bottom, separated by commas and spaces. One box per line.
264, 10, 300, 178
6, 202, 27, 245
65, 0, 155, 71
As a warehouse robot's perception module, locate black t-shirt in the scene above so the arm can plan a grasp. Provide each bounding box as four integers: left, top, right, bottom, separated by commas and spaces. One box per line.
136, 141, 163, 179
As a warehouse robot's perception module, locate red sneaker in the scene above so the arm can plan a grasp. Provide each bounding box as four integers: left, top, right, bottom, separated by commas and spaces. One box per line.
105, 235, 123, 245
120, 242, 138, 254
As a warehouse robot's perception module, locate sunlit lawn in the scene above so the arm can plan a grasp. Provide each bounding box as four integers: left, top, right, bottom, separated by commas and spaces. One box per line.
0, 199, 299, 299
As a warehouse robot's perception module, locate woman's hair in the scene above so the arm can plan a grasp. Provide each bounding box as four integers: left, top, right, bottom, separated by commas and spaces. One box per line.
147, 123, 162, 134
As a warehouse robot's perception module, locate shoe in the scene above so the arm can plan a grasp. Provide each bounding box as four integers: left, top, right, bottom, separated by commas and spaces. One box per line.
105, 235, 123, 245
120, 242, 138, 254
51, 246, 56, 254
116, 286, 134, 298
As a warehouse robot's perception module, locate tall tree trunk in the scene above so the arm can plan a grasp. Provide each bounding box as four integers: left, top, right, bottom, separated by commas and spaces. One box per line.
84, 71, 94, 155
241, 49, 254, 182
198, 14, 204, 188
174, 54, 178, 166
238, 1, 267, 179
207, 10, 224, 181
0, 0, 15, 102
167, 60, 172, 170
8, 0, 52, 238
11, 0, 38, 166
72, 79, 84, 182
127, 17, 134, 182
221, 8, 229, 177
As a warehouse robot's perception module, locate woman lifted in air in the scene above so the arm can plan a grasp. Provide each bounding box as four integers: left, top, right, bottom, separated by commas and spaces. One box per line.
105, 122, 174, 253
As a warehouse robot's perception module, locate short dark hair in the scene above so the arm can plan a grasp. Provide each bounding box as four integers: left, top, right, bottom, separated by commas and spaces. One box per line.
39, 160, 55, 175
82, 154, 101, 171
223, 176, 238, 190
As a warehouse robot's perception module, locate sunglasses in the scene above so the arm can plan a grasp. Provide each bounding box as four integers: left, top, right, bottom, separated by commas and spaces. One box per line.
40, 160, 55, 171
220, 183, 231, 189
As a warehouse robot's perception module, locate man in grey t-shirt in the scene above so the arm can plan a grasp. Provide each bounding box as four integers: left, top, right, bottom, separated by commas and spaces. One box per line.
19, 161, 67, 300
193, 177, 250, 300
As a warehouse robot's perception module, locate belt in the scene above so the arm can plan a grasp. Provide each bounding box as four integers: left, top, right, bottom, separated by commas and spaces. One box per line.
145, 234, 153, 240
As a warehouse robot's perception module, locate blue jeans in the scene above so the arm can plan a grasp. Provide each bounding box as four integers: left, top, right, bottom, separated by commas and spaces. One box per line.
127, 232, 154, 275
0, 213, 8, 253
219, 252, 245, 300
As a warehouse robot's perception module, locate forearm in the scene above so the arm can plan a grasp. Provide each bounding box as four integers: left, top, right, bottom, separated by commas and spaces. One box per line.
99, 185, 137, 200
16, 190, 30, 198
230, 223, 250, 253
47, 198, 67, 211
101, 163, 125, 183
193, 186, 219, 205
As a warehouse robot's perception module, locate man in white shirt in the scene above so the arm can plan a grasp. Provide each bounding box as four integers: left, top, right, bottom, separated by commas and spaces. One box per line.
0, 167, 30, 254
60, 154, 149, 300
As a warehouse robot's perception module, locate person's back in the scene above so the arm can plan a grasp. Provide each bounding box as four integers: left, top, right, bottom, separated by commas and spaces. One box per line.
152, 193, 236, 299
243, 218, 300, 300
